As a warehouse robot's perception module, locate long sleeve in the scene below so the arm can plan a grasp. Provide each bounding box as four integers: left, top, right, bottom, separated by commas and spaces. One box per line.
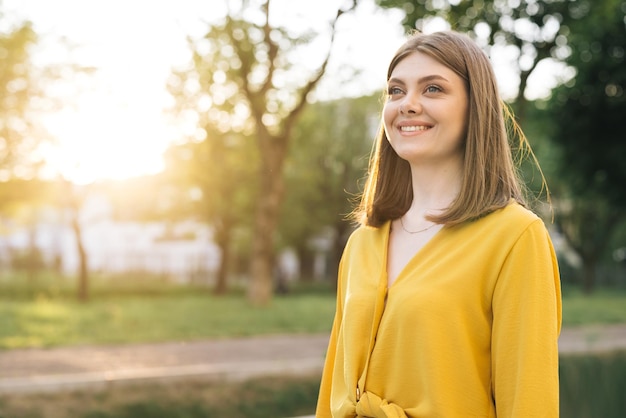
315, 203, 562, 418
491, 219, 562, 417
316, 310, 341, 417
316, 259, 345, 418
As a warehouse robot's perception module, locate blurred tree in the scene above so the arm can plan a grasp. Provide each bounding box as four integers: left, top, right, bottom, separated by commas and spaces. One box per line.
0, 178, 52, 213
60, 180, 89, 301
279, 94, 380, 284
0, 177, 93, 301
0, 12, 40, 177
544, 0, 626, 293
0, 8, 110, 301
0, 179, 53, 281
168, 1, 357, 305
162, 128, 258, 295
96, 175, 180, 223
376, 0, 575, 119
552, 197, 623, 292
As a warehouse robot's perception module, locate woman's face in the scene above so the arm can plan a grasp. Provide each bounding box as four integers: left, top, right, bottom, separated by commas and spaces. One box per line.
383, 51, 469, 167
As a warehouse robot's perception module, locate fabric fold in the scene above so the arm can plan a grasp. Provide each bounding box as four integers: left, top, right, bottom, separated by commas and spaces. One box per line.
355, 391, 408, 418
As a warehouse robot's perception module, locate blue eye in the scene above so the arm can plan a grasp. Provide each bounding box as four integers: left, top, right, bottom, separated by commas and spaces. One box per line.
387, 86, 403, 95
425, 85, 442, 93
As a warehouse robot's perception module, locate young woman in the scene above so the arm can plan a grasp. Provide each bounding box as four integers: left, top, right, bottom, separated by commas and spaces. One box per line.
316, 31, 562, 418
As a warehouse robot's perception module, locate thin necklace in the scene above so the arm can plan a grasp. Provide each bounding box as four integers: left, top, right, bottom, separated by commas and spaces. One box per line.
399, 216, 437, 234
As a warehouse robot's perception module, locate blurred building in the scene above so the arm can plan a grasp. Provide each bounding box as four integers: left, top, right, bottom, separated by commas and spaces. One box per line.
0, 191, 221, 283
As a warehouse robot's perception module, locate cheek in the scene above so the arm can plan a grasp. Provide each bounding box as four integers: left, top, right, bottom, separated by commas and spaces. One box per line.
382, 103, 395, 132
449, 101, 469, 132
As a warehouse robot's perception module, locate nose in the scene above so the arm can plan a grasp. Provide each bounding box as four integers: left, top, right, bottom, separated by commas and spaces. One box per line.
399, 94, 422, 114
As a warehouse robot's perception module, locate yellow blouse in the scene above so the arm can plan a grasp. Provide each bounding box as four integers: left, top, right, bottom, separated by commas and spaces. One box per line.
316, 202, 562, 418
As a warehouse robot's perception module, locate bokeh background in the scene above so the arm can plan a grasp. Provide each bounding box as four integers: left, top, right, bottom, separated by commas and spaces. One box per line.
0, 0, 624, 417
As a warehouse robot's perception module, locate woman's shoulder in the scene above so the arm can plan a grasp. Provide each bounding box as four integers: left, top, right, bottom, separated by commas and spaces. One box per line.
450, 201, 553, 257
335, 223, 388, 270
471, 200, 547, 237
493, 200, 541, 224
344, 222, 390, 250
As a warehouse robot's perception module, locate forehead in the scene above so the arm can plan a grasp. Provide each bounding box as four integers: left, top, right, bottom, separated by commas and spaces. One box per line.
389, 51, 460, 82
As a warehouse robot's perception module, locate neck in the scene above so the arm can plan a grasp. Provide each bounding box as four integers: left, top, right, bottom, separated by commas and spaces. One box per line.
406, 158, 463, 218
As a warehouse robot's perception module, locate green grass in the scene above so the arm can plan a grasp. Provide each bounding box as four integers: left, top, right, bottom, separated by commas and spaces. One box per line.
561, 287, 626, 327
0, 273, 625, 349
0, 292, 336, 349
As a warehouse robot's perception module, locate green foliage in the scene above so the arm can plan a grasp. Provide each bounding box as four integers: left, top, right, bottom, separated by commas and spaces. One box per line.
167, 2, 359, 304
540, 0, 626, 292
279, 94, 380, 251
161, 127, 259, 293
0, 177, 59, 215
165, 11, 309, 297
511, 103, 558, 211
546, 0, 626, 208
378, 0, 569, 42
0, 16, 39, 174
560, 350, 626, 418
376, 0, 573, 112
162, 128, 258, 236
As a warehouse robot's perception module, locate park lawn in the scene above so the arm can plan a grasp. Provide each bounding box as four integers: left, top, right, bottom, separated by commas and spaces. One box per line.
561, 287, 626, 327
0, 286, 625, 349
0, 292, 336, 349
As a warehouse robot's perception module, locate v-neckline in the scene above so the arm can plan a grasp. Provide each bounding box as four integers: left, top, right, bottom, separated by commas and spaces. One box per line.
383, 220, 446, 290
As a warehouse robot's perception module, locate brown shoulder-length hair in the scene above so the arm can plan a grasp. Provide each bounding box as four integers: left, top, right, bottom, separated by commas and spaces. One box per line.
353, 30, 537, 228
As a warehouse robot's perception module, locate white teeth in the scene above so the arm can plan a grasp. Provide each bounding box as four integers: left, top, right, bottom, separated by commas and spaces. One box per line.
400, 125, 430, 132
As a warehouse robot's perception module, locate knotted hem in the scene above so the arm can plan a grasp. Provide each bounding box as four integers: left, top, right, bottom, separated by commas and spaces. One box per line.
356, 391, 408, 418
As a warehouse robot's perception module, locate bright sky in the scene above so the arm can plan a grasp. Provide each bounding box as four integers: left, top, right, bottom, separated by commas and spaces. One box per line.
3, 0, 410, 184
4, 0, 561, 184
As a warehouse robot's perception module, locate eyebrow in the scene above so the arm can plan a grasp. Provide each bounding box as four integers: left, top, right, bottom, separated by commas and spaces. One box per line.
388, 74, 451, 85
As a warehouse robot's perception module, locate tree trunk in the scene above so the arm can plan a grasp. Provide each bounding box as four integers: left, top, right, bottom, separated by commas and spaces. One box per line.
71, 214, 89, 302
61, 180, 89, 302
237, 2, 353, 305
296, 244, 315, 282
26, 228, 39, 286
329, 221, 352, 287
555, 199, 622, 296
247, 140, 286, 306
581, 255, 597, 294
213, 221, 233, 295
516, 71, 530, 123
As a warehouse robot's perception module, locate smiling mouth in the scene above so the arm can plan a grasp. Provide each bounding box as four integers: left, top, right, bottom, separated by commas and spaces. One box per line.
400, 125, 431, 132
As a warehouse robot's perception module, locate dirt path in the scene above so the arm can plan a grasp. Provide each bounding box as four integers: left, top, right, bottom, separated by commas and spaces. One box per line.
1, 324, 626, 395
557, 323, 626, 354
0, 333, 329, 394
